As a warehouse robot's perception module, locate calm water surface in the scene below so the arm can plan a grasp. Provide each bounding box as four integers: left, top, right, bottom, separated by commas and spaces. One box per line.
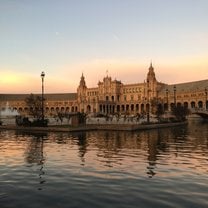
0, 120, 208, 208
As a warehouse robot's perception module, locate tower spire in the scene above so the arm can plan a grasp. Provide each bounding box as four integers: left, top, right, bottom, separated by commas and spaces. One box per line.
79, 72, 86, 87
106, 69, 109, 77
149, 60, 153, 69
147, 61, 156, 82
149, 61, 154, 71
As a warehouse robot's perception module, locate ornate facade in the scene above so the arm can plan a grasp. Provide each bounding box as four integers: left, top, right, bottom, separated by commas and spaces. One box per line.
0, 63, 208, 116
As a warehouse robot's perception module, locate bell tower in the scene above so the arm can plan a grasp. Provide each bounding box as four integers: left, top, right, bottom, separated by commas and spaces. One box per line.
146, 62, 157, 98
77, 73, 87, 112
79, 73, 86, 88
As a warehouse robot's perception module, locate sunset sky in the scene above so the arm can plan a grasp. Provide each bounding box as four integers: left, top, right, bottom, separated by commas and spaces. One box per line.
0, 0, 208, 93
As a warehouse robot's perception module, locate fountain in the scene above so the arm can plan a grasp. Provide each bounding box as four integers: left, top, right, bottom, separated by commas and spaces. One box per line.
0, 102, 19, 117
0, 102, 19, 125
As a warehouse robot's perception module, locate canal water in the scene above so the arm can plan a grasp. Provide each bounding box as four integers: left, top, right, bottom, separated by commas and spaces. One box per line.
0, 119, 208, 208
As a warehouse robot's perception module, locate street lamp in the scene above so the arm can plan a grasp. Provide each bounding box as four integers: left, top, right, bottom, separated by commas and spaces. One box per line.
173, 85, 176, 107
0, 103, 2, 125
166, 89, 169, 111
147, 80, 150, 123
41, 71, 45, 122
205, 88, 207, 110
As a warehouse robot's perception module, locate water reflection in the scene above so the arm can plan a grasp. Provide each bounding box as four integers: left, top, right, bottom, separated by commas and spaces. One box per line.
0, 120, 208, 208
75, 132, 88, 165
24, 135, 45, 165
15, 132, 47, 190
1, 121, 207, 178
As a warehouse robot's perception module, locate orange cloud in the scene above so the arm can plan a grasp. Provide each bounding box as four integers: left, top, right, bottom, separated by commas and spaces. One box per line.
0, 70, 41, 93
1, 55, 207, 93
60, 58, 148, 89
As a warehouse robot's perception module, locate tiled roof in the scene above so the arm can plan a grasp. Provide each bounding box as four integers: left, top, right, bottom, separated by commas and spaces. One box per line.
0, 93, 77, 101
159, 79, 208, 95
45, 93, 77, 100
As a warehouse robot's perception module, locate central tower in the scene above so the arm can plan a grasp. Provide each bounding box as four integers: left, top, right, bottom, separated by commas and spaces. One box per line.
77, 73, 87, 112
146, 62, 157, 98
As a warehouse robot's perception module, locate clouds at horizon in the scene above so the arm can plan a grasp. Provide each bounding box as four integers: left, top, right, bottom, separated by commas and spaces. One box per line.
1, 54, 207, 93
0, 0, 208, 93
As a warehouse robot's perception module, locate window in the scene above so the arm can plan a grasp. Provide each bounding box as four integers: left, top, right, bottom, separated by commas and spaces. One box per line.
138, 95, 141, 100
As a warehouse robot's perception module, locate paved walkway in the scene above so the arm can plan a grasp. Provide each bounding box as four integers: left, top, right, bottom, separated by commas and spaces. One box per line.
0, 121, 187, 133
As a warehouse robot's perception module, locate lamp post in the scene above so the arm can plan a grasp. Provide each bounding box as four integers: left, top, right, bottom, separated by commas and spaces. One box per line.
173, 85, 176, 107
147, 80, 150, 123
41, 71, 45, 122
0, 102, 2, 125
205, 88, 207, 110
166, 89, 169, 111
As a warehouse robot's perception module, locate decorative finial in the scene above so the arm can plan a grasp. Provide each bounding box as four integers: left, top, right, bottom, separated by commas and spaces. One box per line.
149, 60, 154, 70
106, 70, 108, 77
81, 72, 85, 79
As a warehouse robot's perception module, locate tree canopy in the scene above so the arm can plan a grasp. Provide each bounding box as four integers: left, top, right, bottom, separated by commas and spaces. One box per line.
25, 94, 44, 118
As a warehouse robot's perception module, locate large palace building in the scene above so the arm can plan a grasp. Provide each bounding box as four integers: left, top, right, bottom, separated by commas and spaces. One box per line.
0, 63, 208, 116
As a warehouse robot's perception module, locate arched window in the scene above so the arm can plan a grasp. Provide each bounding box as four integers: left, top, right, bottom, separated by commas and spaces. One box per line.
191, 102, 195, 108
121, 105, 125, 112
87, 105, 91, 113
198, 101, 203, 108
141, 104, 144, 112
136, 104, 139, 111
184, 102, 188, 108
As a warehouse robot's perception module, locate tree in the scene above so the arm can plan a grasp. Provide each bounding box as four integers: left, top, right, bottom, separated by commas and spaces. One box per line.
156, 103, 164, 121
172, 105, 189, 121
78, 112, 87, 124
25, 94, 44, 119
150, 98, 158, 114
150, 98, 165, 122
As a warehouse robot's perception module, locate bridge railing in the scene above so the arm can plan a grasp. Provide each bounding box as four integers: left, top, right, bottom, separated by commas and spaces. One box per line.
190, 107, 208, 113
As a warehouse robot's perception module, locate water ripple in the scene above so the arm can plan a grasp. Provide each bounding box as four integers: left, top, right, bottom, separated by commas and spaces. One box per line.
0, 121, 208, 207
